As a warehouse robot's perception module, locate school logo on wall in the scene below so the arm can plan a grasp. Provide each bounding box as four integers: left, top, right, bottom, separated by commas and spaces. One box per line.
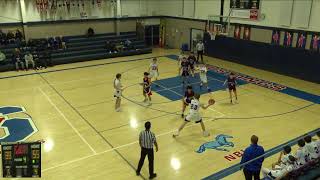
196, 134, 234, 153
0, 106, 38, 142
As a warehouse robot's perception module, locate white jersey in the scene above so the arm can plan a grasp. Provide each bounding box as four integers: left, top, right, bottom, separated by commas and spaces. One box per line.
305, 142, 318, 159
295, 147, 309, 165
189, 99, 201, 114
199, 66, 208, 83
114, 78, 122, 98
150, 63, 158, 71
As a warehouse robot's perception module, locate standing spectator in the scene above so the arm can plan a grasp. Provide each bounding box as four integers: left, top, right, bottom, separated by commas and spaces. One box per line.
12, 48, 24, 71
24, 51, 35, 70
196, 40, 204, 63
0, 51, 6, 64
136, 121, 158, 179
87, 27, 94, 37
240, 135, 265, 180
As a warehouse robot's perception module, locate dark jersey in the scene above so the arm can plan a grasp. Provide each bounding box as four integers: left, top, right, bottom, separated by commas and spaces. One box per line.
143, 77, 151, 94
181, 61, 190, 76
188, 56, 196, 66
227, 77, 236, 90
184, 91, 194, 104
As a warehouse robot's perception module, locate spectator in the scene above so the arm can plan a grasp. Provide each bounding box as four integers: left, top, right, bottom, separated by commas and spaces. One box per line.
136, 121, 158, 179
12, 48, 25, 71
316, 131, 320, 157
87, 27, 94, 37
7, 31, 15, 43
262, 155, 299, 179
24, 51, 35, 70
196, 40, 204, 63
240, 135, 265, 180
304, 135, 318, 160
58, 35, 67, 50
273, 145, 292, 168
295, 139, 309, 166
15, 29, 23, 40
0, 30, 6, 45
0, 51, 6, 64
124, 39, 133, 50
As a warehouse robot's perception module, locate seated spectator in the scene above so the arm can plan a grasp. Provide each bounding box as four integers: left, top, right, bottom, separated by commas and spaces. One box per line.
105, 41, 112, 53
0, 30, 7, 45
262, 155, 299, 179
12, 48, 25, 71
7, 31, 15, 43
87, 27, 94, 37
272, 145, 292, 168
304, 135, 318, 160
24, 51, 35, 70
240, 135, 265, 180
295, 139, 309, 166
15, 29, 23, 41
58, 35, 67, 50
124, 39, 133, 50
316, 131, 320, 157
0, 51, 6, 64
33, 50, 47, 70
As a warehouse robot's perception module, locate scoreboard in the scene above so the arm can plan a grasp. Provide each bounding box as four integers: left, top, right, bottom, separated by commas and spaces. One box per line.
1, 142, 41, 178
230, 0, 261, 20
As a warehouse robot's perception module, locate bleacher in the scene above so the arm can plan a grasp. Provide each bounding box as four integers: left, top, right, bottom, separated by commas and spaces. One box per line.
0, 31, 152, 71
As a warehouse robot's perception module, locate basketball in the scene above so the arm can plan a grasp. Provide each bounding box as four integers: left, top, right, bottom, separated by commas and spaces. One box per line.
208, 99, 215, 105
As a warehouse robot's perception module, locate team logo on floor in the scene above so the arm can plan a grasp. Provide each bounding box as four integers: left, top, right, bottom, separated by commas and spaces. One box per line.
0, 106, 38, 142
196, 134, 234, 153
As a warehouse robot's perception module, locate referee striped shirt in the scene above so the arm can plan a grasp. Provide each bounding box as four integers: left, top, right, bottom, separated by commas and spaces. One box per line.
139, 130, 156, 149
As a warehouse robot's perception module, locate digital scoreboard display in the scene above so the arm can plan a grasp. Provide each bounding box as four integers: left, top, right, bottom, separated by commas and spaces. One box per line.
1, 142, 41, 178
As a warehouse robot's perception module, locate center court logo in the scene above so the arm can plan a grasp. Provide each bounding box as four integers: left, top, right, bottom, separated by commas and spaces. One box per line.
0, 106, 38, 142
196, 134, 234, 153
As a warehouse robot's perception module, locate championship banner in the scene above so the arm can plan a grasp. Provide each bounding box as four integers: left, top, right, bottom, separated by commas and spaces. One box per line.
243, 26, 251, 40
296, 32, 306, 49
283, 31, 293, 47
310, 34, 320, 52
271, 30, 280, 45
234, 25, 241, 39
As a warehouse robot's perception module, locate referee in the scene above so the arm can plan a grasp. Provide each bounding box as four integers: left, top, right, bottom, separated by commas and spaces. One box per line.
196, 40, 204, 63
136, 121, 158, 179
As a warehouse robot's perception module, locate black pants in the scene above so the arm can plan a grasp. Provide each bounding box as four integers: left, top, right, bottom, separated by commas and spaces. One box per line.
243, 169, 260, 180
197, 50, 203, 63
137, 147, 154, 176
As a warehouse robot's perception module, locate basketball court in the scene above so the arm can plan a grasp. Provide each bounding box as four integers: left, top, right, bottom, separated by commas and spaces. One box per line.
0, 49, 318, 179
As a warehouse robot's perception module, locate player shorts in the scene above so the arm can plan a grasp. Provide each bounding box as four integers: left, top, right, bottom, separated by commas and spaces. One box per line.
182, 71, 189, 77
149, 70, 158, 79
200, 75, 208, 84
114, 90, 122, 98
228, 85, 236, 91
185, 113, 202, 123
143, 88, 152, 96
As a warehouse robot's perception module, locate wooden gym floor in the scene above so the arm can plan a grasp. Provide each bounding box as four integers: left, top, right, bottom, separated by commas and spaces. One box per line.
0, 48, 319, 180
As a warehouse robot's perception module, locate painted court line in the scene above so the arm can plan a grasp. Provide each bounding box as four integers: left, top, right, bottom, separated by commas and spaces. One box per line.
42, 116, 221, 173
38, 87, 97, 155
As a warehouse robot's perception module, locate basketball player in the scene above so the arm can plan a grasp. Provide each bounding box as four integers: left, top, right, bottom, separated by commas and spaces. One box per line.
149, 58, 159, 81
223, 72, 238, 103
181, 85, 194, 118
187, 52, 196, 77
179, 57, 190, 85
262, 155, 298, 179
114, 73, 123, 112
304, 135, 318, 160
295, 139, 309, 166
196, 64, 211, 92
143, 72, 152, 105
173, 94, 213, 137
